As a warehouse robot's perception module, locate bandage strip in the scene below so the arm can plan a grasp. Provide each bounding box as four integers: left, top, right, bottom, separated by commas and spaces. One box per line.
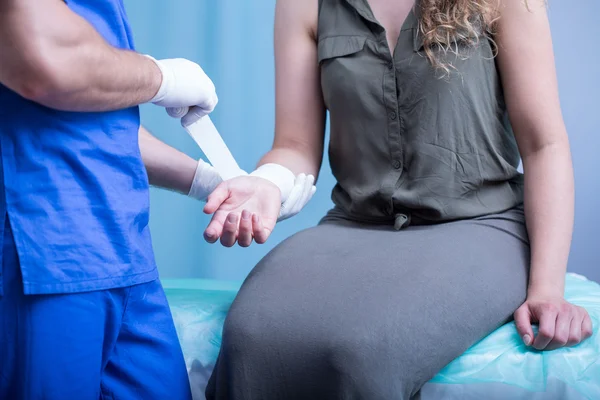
167, 107, 243, 181
167, 107, 298, 203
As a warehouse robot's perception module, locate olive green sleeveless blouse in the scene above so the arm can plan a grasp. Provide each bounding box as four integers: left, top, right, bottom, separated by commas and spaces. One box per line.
317, 0, 524, 227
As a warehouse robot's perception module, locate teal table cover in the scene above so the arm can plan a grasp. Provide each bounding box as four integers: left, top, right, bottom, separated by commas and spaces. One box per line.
164, 273, 600, 399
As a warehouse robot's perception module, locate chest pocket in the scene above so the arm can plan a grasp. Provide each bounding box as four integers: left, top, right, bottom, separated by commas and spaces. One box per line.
317, 35, 367, 64
318, 36, 368, 110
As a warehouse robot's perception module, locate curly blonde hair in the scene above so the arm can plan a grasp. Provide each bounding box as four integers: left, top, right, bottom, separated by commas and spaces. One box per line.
417, 0, 502, 75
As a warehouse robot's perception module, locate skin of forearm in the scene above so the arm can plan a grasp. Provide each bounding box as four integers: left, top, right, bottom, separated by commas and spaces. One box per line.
0, 0, 161, 111
258, 145, 322, 180
139, 126, 197, 194
522, 141, 574, 298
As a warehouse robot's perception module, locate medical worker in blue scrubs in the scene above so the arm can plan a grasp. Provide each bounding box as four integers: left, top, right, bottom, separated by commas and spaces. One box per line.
0, 1, 314, 399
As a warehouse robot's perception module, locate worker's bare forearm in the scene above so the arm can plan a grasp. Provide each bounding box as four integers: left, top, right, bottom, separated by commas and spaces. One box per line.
139, 126, 197, 194
0, 0, 161, 111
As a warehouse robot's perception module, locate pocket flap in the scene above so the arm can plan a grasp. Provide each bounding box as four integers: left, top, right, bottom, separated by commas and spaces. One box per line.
318, 35, 367, 63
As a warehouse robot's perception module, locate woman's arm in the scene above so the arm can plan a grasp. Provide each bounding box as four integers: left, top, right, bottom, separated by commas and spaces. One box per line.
202, 0, 325, 247
258, 0, 326, 177
496, 0, 592, 350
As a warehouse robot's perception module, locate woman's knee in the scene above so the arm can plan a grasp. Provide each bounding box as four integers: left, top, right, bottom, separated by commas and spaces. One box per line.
323, 328, 423, 399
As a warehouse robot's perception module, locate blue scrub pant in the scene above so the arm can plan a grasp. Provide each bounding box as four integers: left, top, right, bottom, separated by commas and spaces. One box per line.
0, 220, 192, 400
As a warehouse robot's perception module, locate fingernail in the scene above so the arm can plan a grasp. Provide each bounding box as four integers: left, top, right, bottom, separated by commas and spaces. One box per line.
252, 214, 259, 223
205, 230, 214, 239
242, 210, 250, 220
227, 214, 237, 223
523, 335, 532, 346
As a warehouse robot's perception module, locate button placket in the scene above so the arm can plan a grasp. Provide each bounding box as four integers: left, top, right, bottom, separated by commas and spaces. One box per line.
379, 34, 403, 218
385, 61, 402, 174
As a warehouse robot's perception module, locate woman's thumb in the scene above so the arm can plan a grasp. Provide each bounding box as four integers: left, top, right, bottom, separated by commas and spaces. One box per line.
514, 305, 535, 346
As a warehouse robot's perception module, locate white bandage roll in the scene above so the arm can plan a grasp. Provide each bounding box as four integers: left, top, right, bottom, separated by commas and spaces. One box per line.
167, 106, 188, 118
250, 163, 296, 203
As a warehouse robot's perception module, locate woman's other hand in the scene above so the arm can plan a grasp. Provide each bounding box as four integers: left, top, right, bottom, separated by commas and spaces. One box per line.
514, 295, 593, 351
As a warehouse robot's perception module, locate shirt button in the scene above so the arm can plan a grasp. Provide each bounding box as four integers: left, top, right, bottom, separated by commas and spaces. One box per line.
393, 160, 401, 169
389, 111, 397, 120
388, 62, 394, 70
394, 213, 410, 230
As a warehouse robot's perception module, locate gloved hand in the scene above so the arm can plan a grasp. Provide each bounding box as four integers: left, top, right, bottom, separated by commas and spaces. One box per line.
187, 159, 243, 202
165, 105, 210, 128
188, 161, 316, 222
146, 56, 218, 120
278, 173, 316, 221
249, 163, 316, 221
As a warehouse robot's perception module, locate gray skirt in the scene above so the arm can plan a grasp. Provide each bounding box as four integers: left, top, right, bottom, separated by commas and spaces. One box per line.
206, 206, 530, 400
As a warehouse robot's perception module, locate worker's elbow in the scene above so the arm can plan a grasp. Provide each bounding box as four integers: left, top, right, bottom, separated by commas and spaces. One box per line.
15, 79, 52, 104
11, 57, 73, 105
15, 74, 64, 106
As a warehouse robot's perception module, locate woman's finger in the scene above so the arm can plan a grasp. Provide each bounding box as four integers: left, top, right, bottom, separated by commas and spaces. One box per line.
582, 310, 594, 339
566, 310, 583, 347
533, 306, 558, 350
514, 305, 534, 346
252, 214, 271, 244
220, 213, 239, 247
237, 210, 254, 248
545, 307, 572, 350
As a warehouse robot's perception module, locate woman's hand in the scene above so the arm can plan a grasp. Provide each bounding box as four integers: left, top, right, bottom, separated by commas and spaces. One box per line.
202, 176, 281, 247
514, 294, 593, 351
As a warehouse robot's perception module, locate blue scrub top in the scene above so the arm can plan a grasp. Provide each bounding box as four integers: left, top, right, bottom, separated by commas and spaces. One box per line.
0, 0, 158, 295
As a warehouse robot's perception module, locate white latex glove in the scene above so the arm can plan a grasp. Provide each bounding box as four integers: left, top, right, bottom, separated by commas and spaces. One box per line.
189, 161, 316, 222
277, 173, 317, 222
146, 56, 218, 119
188, 159, 246, 202
249, 163, 316, 221
165, 105, 210, 127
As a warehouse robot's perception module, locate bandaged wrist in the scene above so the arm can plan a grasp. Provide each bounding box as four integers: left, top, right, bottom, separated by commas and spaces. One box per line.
144, 55, 172, 104
250, 163, 295, 203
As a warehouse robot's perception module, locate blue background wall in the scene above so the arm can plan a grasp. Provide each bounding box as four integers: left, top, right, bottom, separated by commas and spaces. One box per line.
124, 1, 600, 283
